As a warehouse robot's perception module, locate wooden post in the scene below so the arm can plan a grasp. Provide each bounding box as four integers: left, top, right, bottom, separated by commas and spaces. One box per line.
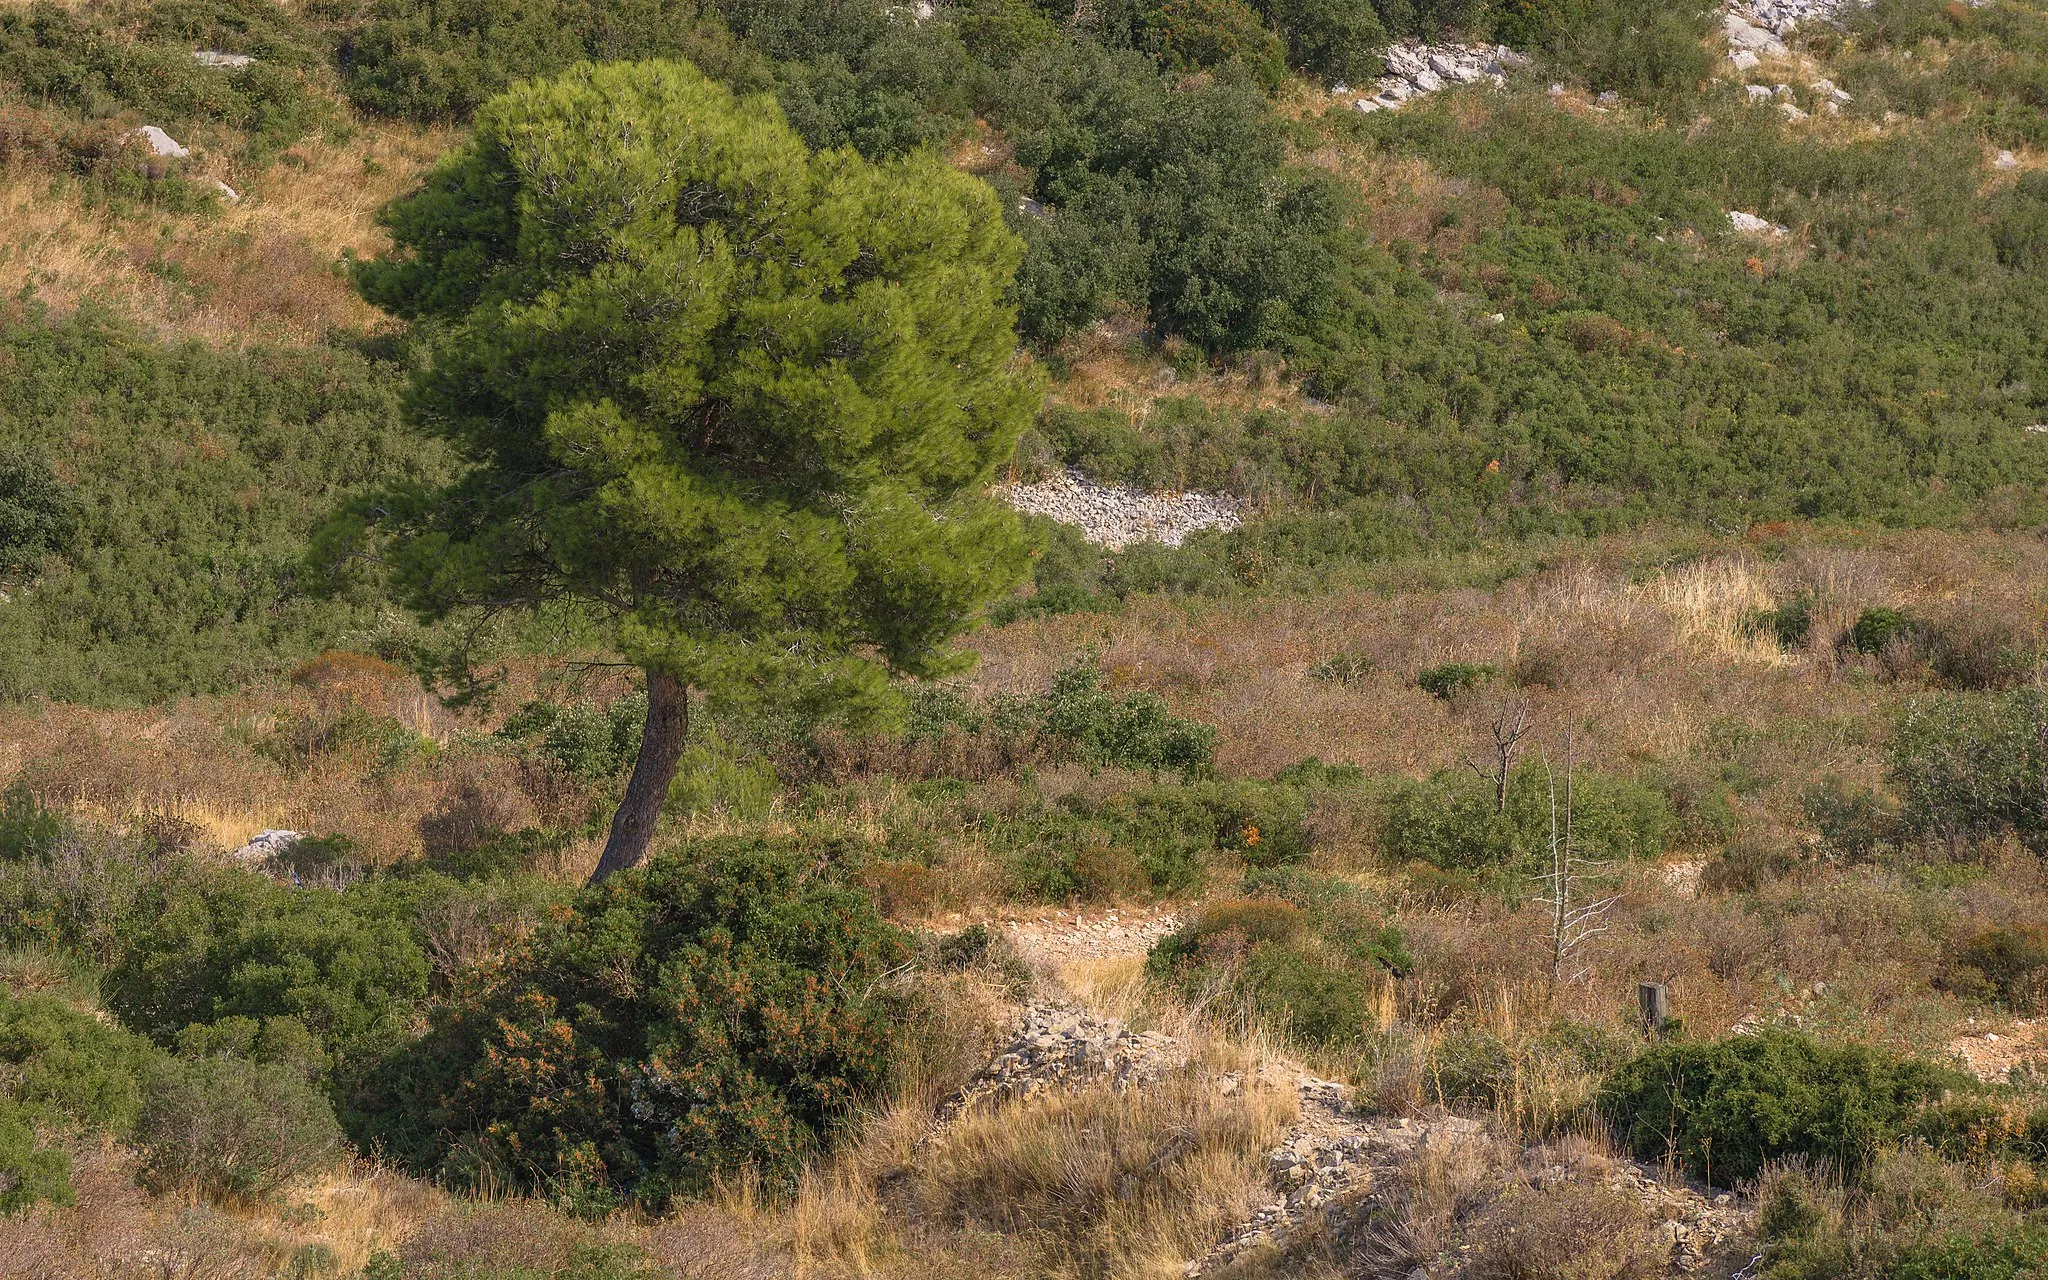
1638, 982, 1670, 1036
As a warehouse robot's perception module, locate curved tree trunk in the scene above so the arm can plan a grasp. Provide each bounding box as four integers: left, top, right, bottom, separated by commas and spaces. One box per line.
587, 670, 689, 885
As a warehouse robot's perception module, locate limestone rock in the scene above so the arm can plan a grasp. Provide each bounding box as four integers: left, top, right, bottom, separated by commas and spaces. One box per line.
127, 126, 190, 159
1724, 14, 1788, 55
231, 829, 300, 864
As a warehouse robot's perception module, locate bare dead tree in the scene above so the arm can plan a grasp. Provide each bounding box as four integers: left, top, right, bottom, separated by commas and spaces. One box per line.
1539, 725, 1618, 988
1465, 688, 1536, 814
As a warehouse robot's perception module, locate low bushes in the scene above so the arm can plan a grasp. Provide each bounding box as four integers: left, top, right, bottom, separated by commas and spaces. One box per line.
992, 767, 1340, 901
0, 0, 321, 154
1384, 761, 1673, 870
102, 869, 433, 1085
902, 660, 1216, 778
0, 989, 342, 1210
1148, 873, 1409, 1047
357, 836, 916, 1210
1599, 1031, 1961, 1185
341, 0, 759, 121
1948, 926, 2048, 1012
136, 1053, 342, 1198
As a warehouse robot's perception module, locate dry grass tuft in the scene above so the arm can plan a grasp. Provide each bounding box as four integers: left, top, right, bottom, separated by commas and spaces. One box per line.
913, 1067, 1293, 1279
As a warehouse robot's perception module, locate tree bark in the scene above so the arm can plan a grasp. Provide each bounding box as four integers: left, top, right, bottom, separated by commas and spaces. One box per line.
586, 670, 689, 885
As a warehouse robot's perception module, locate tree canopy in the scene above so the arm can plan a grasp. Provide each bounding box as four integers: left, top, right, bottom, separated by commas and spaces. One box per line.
334, 58, 1040, 878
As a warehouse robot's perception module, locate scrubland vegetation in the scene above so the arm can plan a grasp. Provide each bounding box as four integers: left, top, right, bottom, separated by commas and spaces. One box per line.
7, 0, 2048, 1275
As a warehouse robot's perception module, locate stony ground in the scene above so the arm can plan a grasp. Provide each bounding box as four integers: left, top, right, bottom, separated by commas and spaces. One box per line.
1001, 469, 1241, 550
959, 910, 1754, 1279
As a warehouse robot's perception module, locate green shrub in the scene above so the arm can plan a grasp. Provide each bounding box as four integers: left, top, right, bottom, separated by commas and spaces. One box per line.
1417, 661, 1499, 699
1888, 1229, 2048, 1280
1148, 871, 1407, 1048
1600, 1031, 1960, 1185
1850, 607, 1921, 656
357, 836, 913, 1209
998, 36, 1348, 353
0, 1097, 73, 1217
0, 991, 157, 1137
0, 0, 323, 159
1991, 175, 2048, 272
1951, 926, 2048, 1012
341, 0, 762, 121
0, 306, 441, 705
136, 1053, 344, 1197
1257, 0, 1387, 84
1749, 595, 1818, 650
501, 694, 646, 780
1140, 0, 1286, 87
1890, 690, 2048, 849
0, 990, 162, 1215
102, 869, 432, 1082
0, 447, 77, 583
1026, 662, 1217, 773
1385, 762, 1672, 869
0, 801, 202, 966
1521, 0, 1712, 104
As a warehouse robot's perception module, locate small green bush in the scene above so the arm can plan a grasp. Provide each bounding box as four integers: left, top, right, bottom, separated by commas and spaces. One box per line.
1600, 1031, 1960, 1185
1952, 926, 2048, 1012
137, 1053, 344, 1198
341, 0, 762, 121
358, 836, 913, 1209
0, 447, 77, 583
1849, 607, 1920, 656
1026, 662, 1217, 773
1148, 871, 1407, 1048
0, 0, 322, 158
1888, 1228, 2048, 1280
1749, 595, 1818, 650
0, 990, 157, 1137
1140, 0, 1286, 87
1257, 0, 1387, 84
1417, 661, 1499, 700
102, 869, 432, 1082
501, 693, 646, 780
0, 990, 161, 1215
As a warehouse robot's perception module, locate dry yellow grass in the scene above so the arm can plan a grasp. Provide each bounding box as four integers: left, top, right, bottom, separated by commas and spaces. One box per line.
2, 113, 457, 345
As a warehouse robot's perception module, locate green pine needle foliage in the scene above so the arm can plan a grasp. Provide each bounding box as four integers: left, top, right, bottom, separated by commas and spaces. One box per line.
331, 58, 1040, 712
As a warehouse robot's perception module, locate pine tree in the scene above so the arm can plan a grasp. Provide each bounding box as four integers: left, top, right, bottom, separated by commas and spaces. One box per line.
330, 59, 1039, 881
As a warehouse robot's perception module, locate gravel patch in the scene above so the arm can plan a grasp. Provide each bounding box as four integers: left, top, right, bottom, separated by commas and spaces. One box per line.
1003, 468, 1241, 550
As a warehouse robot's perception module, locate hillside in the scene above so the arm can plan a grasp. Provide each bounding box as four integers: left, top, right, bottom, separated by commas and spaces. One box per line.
5, 1, 2048, 1279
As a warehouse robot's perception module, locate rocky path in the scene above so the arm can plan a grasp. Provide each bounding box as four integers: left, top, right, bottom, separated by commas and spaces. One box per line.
947, 908, 1750, 1278
1001, 906, 1183, 967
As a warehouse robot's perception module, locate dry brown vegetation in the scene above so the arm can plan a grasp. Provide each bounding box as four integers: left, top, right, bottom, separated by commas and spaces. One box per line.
1, 115, 454, 345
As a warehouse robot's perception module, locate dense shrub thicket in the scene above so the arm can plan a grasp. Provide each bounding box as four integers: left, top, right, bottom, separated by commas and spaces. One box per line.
1601, 1032, 1961, 1184
0, 307, 442, 704
0, 0, 328, 176
358, 837, 916, 1211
